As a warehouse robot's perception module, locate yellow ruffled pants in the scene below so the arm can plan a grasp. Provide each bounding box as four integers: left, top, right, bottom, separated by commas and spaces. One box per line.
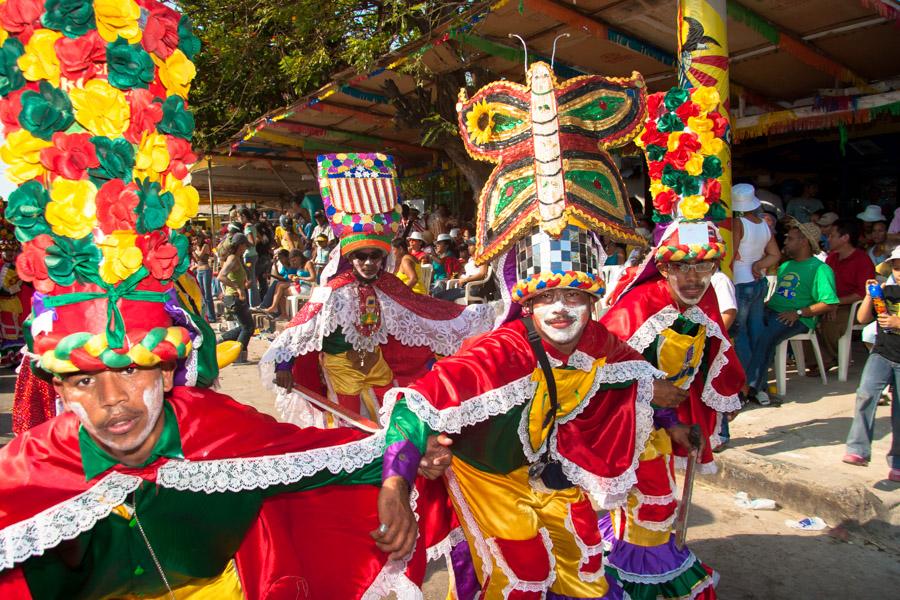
447, 457, 610, 599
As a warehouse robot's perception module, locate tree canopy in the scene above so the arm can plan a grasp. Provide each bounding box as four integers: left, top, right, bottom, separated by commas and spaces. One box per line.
180, 1, 482, 152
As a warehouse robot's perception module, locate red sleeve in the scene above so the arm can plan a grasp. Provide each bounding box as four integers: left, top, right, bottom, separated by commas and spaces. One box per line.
852, 250, 876, 298
0, 567, 32, 599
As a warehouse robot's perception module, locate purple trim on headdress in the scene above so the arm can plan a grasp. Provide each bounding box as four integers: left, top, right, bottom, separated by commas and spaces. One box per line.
653, 222, 668, 246
163, 288, 190, 328
31, 292, 49, 316
498, 248, 523, 325
450, 538, 480, 600
598, 513, 697, 580
173, 362, 187, 386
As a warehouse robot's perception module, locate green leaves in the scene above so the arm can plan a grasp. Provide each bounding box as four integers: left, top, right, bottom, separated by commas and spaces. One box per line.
89, 137, 135, 185
135, 180, 175, 234
42, 0, 96, 38
0, 39, 25, 96
45, 235, 102, 286
158, 96, 195, 139
19, 81, 75, 140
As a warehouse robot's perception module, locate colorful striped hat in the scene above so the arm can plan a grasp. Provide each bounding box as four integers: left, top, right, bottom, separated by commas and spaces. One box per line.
317, 153, 402, 257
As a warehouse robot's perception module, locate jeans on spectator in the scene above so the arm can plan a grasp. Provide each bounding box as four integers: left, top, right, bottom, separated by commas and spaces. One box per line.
196, 268, 216, 322
731, 278, 767, 371
220, 295, 254, 351
719, 414, 730, 444
845, 351, 900, 468
244, 255, 260, 306
745, 307, 808, 391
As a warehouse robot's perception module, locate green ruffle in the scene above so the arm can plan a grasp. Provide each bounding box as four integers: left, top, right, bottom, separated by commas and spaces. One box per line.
41, 0, 96, 38
88, 136, 135, 184
0, 38, 25, 96
19, 81, 75, 140
158, 96, 195, 139
106, 37, 155, 90
6, 181, 51, 242
45, 235, 102, 287
178, 15, 201, 60
136, 180, 175, 234
606, 558, 715, 600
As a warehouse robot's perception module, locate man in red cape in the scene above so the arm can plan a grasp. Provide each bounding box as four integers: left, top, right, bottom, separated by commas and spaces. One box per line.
598, 220, 745, 600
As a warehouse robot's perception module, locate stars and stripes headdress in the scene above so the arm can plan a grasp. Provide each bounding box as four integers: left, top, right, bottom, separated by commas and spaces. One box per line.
317, 153, 402, 257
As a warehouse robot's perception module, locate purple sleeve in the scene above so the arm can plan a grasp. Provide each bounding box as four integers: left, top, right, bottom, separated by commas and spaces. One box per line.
382, 439, 421, 488
275, 360, 293, 372
653, 407, 681, 430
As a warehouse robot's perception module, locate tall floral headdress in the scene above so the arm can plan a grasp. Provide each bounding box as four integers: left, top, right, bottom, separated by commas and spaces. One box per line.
0, 0, 212, 381
636, 86, 729, 262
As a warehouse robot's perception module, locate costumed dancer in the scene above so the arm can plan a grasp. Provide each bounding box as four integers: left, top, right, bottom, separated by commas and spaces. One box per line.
600, 86, 745, 599
377, 59, 687, 599
0, 4, 432, 597
259, 152, 495, 427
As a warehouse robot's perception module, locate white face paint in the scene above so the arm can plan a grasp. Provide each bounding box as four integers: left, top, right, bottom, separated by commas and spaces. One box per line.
666, 271, 714, 306
69, 376, 164, 453
532, 300, 590, 346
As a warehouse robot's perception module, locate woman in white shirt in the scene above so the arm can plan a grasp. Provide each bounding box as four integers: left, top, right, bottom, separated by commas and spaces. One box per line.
731, 184, 781, 373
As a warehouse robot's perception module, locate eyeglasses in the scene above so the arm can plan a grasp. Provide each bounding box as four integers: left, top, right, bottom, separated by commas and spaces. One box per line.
530, 289, 589, 306
351, 251, 384, 263
669, 261, 717, 274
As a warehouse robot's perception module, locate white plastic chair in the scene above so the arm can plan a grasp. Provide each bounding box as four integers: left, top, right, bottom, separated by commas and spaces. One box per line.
765, 275, 777, 301
837, 300, 865, 382
286, 287, 312, 319
774, 329, 827, 396
453, 266, 494, 305
420, 264, 433, 294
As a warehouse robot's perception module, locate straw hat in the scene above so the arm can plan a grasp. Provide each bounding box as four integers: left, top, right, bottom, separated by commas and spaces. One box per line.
732, 184, 761, 213
787, 218, 821, 253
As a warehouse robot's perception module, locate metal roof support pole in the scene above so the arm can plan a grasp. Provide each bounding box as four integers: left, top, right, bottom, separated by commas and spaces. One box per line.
206, 156, 217, 247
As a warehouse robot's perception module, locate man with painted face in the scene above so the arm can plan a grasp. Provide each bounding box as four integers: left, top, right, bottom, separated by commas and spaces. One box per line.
600, 220, 745, 600
260, 153, 494, 427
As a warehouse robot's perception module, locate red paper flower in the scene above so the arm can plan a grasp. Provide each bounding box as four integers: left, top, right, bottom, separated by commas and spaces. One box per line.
138, 230, 179, 280
708, 111, 729, 137
0, 89, 24, 135
40, 132, 99, 180
96, 179, 139, 234
148, 74, 168, 101
653, 188, 677, 214
675, 101, 700, 122
16, 234, 54, 293
56, 30, 107, 82
647, 160, 664, 180
0, 0, 43, 37
664, 146, 692, 171
647, 93, 664, 119
139, 0, 181, 60
125, 88, 163, 144
705, 178, 722, 203
165, 136, 197, 180
677, 132, 702, 153
640, 121, 668, 147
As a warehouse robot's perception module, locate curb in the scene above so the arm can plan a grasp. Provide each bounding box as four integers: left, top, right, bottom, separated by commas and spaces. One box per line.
703, 447, 899, 549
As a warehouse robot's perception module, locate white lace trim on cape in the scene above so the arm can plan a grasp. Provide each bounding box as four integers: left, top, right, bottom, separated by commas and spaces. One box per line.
626, 305, 741, 413
0, 471, 143, 570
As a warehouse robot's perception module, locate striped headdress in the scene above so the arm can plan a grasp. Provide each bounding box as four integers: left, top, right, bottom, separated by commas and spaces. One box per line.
318, 153, 401, 256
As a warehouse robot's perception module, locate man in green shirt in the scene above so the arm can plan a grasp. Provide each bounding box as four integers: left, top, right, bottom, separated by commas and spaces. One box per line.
745, 220, 839, 404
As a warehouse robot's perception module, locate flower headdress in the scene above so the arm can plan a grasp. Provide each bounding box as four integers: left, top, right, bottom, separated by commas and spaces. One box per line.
0, 0, 212, 381
636, 86, 729, 262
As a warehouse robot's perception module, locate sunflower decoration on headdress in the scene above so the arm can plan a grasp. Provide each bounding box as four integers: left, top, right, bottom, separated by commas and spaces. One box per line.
0, 0, 216, 384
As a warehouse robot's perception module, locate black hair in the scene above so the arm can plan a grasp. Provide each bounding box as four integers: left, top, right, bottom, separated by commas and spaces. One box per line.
831, 219, 860, 247
391, 237, 409, 251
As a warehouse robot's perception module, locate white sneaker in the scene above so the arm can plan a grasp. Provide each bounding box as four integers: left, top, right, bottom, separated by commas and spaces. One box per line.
756, 391, 771, 406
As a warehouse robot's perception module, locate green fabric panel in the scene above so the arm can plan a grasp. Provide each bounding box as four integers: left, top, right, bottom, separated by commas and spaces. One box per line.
385, 398, 434, 456
562, 96, 624, 122
452, 403, 529, 475
322, 326, 353, 355
79, 401, 184, 481
726, 2, 780, 45
492, 112, 524, 133
495, 175, 535, 217
564, 170, 617, 204
607, 557, 714, 600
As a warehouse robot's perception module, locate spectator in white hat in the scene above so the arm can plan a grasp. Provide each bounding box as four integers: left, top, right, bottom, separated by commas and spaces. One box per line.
731, 184, 781, 382
408, 231, 428, 262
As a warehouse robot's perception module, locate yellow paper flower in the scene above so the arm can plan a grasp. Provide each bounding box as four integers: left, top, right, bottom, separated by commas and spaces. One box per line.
134, 132, 171, 182
69, 79, 129, 138
152, 50, 196, 99
46, 178, 98, 239
649, 181, 670, 197
698, 131, 724, 156
17, 29, 63, 85
0, 129, 53, 184
163, 178, 200, 229
98, 231, 143, 284
666, 131, 683, 152
94, 0, 142, 43
692, 87, 720, 114
686, 116, 713, 134
680, 195, 710, 220
684, 153, 704, 176
465, 99, 496, 145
